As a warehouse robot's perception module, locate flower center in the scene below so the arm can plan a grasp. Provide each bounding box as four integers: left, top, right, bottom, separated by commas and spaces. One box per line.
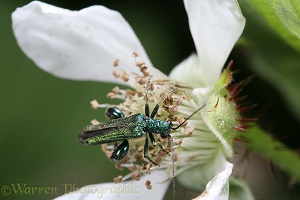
89, 53, 246, 189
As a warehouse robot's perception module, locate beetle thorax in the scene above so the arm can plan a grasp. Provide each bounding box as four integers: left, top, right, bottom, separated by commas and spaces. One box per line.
145, 118, 172, 138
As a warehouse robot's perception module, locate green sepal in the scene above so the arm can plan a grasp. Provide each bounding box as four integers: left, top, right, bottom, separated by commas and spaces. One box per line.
201, 67, 239, 158
214, 65, 232, 91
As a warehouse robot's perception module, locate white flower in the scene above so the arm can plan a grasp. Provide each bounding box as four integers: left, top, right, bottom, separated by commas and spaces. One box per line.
12, 0, 253, 199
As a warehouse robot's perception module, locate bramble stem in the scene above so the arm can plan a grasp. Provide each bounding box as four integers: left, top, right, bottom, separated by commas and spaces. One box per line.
239, 127, 300, 181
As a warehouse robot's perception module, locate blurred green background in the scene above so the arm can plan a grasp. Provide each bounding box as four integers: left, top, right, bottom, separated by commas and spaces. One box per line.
1, 0, 300, 200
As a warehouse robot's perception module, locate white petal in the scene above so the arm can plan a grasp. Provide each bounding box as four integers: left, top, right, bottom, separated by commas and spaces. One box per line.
12, 1, 164, 85
177, 149, 230, 192
169, 54, 204, 87
180, 0, 245, 86
54, 170, 170, 200
194, 162, 232, 200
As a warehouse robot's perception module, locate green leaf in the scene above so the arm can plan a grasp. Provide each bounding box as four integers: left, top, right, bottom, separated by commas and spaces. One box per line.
246, 0, 300, 53
238, 0, 300, 122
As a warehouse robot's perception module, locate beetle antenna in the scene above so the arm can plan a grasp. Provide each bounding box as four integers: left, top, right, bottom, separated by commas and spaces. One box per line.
157, 88, 178, 105
145, 76, 152, 105
168, 134, 176, 199
171, 104, 206, 130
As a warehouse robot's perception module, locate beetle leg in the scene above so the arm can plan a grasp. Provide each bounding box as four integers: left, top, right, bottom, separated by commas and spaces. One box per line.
110, 140, 129, 162
149, 88, 177, 119
144, 134, 158, 166
145, 103, 150, 117
148, 132, 157, 146
158, 143, 170, 156
105, 106, 125, 120
150, 104, 159, 118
